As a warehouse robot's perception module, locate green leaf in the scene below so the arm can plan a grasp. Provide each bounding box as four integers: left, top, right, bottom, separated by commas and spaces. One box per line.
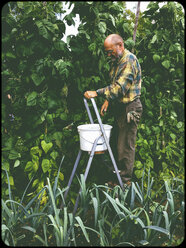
109, 14, 115, 27
2, 162, 10, 171
162, 60, 170, 69
41, 159, 50, 173
31, 73, 45, 86
91, 197, 98, 227
32, 155, 39, 172
6, 176, 14, 186
159, 119, 163, 126
54, 41, 65, 50
17, 2, 24, 9
153, 54, 160, 63
135, 161, 143, 169
14, 160, 20, 168
50, 151, 59, 160
143, 225, 170, 237
75, 216, 90, 243
60, 113, 67, 120
177, 122, 183, 129
98, 22, 107, 33
8, 150, 21, 160
35, 20, 49, 39
170, 133, 176, 140
151, 34, 157, 44
58, 172, 64, 181
25, 161, 34, 172
6, 52, 16, 59
125, 38, 135, 49
21, 226, 36, 233
26, 91, 38, 106
30, 146, 42, 157
41, 140, 53, 154
135, 169, 143, 179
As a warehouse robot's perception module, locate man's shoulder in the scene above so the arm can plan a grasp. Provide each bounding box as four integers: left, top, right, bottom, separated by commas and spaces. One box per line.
121, 49, 137, 63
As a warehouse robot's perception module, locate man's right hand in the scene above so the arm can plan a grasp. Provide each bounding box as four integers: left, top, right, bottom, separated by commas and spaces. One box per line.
101, 100, 109, 116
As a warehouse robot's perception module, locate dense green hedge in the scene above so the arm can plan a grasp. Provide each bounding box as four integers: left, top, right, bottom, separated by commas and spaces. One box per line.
2, 2, 184, 201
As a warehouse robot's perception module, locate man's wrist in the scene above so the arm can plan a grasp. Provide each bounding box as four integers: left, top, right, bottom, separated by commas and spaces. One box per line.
96, 89, 102, 96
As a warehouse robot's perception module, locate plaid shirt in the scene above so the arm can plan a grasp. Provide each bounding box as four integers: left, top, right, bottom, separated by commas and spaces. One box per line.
96, 49, 142, 103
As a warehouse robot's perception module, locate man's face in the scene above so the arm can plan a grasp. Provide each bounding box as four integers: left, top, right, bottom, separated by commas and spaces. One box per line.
104, 43, 123, 63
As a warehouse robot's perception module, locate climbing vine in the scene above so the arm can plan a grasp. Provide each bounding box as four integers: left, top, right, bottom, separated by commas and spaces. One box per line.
2, 1, 184, 200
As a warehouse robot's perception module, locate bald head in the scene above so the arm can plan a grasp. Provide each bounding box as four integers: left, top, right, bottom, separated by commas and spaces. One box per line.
104, 34, 124, 47
104, 34, 124, 63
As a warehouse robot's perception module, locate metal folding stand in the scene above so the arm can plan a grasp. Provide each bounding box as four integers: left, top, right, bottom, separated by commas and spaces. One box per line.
62, 97, 124, 215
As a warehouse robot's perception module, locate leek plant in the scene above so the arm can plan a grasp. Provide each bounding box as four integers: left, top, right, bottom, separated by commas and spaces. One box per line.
75, 170, 184, 246
2, 160, 184, 246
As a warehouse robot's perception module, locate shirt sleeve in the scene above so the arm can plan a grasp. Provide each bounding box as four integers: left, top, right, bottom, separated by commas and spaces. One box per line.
96, 60, 135, 101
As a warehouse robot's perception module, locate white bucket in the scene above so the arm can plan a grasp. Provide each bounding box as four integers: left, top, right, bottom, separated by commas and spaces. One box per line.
77, 124, 112, 152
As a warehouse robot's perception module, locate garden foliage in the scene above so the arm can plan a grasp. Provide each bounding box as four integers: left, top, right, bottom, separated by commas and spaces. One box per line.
2, 167, 184, 246
2, 0, 184, 222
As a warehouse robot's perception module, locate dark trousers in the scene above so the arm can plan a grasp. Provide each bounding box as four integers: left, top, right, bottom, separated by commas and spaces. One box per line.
111, 98, 143, 183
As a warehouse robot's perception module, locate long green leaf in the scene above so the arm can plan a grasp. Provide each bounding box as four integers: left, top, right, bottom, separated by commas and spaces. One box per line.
59, 226, 64, 245
2, 224, 15, 246
5, 170, 16, 213
115, 197, 131, 215
34, 234, 48, 246
103, 191, 125, 218
98, 219, 109, 246
53, 155, 65, 198
165, 181, 175, 213
133, 182, 143, 203
143, 225, 170, 237
2, 199, 12, 219
115, 241, 135, 247
130, 182, 136, 210
48, 214, 60, 236
20, 175, 34, 204
68, 213, 76, 246
21, 225, 36, 233
5, 200, 29, 216
163, 210, 170, 232
43, 222, 48, 246
63, 207, 68, 239
91, 196, 98, 227
25, 186, 47, 211
75, 216, 90, 243
47, 178, 61, 226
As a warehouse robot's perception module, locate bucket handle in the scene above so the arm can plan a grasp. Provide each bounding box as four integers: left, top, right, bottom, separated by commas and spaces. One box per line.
79, 135, 105, 146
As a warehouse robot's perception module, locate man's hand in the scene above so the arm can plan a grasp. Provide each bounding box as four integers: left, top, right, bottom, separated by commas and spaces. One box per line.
101, 100, 109, 116
84, 91, 97, 99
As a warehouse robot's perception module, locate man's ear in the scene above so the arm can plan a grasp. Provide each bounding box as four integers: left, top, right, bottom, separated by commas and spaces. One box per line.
118, 41, 123, 48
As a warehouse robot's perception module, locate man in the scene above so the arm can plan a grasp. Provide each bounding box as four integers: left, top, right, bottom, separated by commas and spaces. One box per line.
84, 34, 143, 187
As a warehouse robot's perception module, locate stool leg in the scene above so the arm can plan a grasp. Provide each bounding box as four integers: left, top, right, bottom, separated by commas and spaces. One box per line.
91, 98, 124, 191
61, 150, 82, 209
73, 136, 100, 215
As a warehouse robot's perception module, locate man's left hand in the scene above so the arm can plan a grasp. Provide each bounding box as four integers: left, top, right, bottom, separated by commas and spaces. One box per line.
84, 91, 97, 99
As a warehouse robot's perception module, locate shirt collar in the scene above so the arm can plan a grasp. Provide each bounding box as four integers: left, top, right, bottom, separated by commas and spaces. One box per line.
117, 49, 128, 64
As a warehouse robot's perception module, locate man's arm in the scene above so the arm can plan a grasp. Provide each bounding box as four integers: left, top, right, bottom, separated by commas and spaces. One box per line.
100, 99, 109, 116
96, 61, 135, 101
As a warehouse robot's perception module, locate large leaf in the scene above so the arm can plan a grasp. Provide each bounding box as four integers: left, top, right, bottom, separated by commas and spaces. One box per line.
41, 159, 51, 173
35, 20, 50, 39
41, 140, 53, 154
162, 60, 170, 69
26, 91, 38, 106
31, 73, 45, 86
98, 22, 107, 33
